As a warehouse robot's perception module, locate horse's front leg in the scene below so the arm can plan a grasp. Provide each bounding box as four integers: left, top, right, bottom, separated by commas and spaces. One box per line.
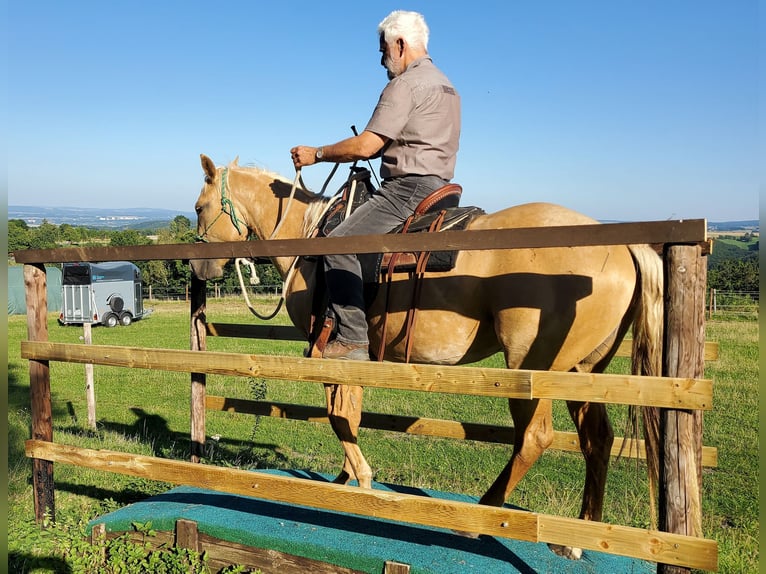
324, 384, 372, 488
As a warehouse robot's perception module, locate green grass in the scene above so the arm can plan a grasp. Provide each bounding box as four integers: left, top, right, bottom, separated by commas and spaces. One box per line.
7, 299, 759, 573
711, 237, 759, 251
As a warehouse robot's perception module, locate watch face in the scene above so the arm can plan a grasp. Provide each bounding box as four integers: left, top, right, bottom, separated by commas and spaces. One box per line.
316, 148, 323, 159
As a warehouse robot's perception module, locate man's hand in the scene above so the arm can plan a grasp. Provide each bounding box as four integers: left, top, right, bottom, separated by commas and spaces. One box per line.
290, 146, 318, 168
290, 131, 385, 169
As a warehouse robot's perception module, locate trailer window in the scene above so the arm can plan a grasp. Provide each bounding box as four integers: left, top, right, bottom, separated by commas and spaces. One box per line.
62, 265, 91, 286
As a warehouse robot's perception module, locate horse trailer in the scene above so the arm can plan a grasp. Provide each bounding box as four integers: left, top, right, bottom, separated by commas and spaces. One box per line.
59, 261, 147, 327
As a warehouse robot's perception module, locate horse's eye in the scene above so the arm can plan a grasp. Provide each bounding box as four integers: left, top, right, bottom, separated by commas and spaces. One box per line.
195, 205, 202, 214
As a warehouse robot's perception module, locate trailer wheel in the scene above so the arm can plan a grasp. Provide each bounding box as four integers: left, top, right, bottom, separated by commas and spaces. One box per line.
119, 312, 133, 327
103, 313, 119, 328
108, 295, 124, 313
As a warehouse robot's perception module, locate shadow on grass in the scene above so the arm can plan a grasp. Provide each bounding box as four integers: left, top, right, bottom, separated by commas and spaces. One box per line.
7, 361, 73, 478
8, 551, 73, 574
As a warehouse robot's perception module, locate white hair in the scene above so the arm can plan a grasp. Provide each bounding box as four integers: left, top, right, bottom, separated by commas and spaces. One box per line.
378, 10, 429, 51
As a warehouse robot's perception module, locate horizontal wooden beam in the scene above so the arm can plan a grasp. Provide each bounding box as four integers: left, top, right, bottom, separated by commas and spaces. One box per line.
95, 522, 379, 574
12, 219, 707, 264
21, 341, 713, 409
206, 323, 720, 362
537, 514, 717, 571
25, 440, 538, 541
26, 440, 717, 570
205, 396, 718, 467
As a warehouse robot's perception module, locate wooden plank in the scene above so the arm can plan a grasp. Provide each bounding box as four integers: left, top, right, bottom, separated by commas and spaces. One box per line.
537, 514, 717, 572
90, 522, 107, 564
659, 245, 707, 574
384, 561, 411, 574
198, 533, 367, 574
12, 219, 707, 264
530, 371, 712, 410
205, 396, 718, 467
20, 342, 713, 409
20, 341, 534, 400
207, 322, 305, 341
23, 264, 55, 524
25, 440, 540, 542
175, 518, 199, 552
98, 529, 367, 574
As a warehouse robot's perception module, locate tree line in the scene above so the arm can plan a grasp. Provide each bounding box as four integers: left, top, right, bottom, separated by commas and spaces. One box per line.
8, 217, 759, 294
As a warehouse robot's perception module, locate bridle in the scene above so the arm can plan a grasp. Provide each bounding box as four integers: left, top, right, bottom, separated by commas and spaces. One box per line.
195, 168, 247, 243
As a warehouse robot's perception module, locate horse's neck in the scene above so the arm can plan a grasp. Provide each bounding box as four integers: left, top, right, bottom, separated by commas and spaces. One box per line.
239, 169, 320, 279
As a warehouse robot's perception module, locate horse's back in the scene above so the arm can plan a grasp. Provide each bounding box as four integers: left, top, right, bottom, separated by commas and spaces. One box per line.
468, 202, 600, 230
388, 202, 638, 367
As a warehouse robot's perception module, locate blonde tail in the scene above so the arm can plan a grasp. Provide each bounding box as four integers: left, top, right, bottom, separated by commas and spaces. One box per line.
627, 244, 664, 530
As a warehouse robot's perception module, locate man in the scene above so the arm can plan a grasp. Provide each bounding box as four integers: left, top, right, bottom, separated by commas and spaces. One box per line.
290, 10, 460, 361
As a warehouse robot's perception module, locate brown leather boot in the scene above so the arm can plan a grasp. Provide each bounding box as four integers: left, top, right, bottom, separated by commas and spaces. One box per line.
322, 340, 370, 361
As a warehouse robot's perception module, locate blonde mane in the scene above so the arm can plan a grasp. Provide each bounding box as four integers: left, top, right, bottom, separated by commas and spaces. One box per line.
231, 164, 332, 238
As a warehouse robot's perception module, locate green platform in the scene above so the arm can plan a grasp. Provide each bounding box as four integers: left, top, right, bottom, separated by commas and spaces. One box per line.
89, 469, 655, 573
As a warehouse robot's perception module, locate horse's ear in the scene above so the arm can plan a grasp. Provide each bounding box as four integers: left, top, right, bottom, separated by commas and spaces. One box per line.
200, 154, 216, 182
229, 156, 239, 167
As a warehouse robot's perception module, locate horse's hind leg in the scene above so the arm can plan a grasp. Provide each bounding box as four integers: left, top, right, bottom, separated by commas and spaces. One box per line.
324, 384, 372, 488
568, 400, 613, 522
548, 400, 614, 560
479, 398, 554, 507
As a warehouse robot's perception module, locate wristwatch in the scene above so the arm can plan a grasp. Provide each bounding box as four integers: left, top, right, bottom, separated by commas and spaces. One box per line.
315, 147, 324, 161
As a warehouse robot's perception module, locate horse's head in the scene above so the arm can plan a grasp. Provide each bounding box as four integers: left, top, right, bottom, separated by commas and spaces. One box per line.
190, 154, 249, 279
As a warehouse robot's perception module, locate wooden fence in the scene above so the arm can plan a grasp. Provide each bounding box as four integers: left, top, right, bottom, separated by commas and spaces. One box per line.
17, 219, 718, 573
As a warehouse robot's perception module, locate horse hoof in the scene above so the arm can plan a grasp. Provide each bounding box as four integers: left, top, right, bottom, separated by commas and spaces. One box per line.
548, 543, 583, 560
332, 471, 353, 485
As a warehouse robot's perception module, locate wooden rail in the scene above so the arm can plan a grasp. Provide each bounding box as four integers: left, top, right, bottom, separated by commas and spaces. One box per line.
12, 218, 708, 264
204, 396, 718, 467
20, 341, 713, 410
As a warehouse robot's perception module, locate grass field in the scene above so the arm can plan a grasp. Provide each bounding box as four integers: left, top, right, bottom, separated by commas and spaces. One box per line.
7, 298, 759, 573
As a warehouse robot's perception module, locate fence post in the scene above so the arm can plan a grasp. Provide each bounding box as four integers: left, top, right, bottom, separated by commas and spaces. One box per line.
84, 323, 96, 430
190, 276, 207, 463
658, 244, 706, 574
24, 264, 55, 523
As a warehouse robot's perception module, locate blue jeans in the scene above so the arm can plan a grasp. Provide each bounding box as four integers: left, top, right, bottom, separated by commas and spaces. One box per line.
324, 174, 448, 345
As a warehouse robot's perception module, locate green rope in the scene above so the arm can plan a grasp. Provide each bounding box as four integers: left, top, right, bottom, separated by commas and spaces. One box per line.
196, 167, 245, 241
219, 168, 244, 235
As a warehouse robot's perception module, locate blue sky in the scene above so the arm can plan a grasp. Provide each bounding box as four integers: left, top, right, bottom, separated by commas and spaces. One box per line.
6, 1, 761, 222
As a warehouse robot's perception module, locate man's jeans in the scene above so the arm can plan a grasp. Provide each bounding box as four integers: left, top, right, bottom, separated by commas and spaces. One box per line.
324, 174, 448, 345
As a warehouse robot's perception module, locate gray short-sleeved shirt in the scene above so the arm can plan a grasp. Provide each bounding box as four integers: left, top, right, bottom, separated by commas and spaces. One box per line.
365, 57, 460, 181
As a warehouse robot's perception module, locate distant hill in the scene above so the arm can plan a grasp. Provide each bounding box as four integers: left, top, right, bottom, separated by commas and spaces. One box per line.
707, 220, 759, 232
9, 205, 197, 230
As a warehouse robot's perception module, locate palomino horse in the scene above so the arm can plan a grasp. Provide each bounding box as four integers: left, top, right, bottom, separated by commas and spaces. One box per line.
190, 154, 663, 559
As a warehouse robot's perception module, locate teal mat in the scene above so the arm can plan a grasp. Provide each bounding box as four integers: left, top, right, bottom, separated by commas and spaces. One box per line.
89, 469, 654, 573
